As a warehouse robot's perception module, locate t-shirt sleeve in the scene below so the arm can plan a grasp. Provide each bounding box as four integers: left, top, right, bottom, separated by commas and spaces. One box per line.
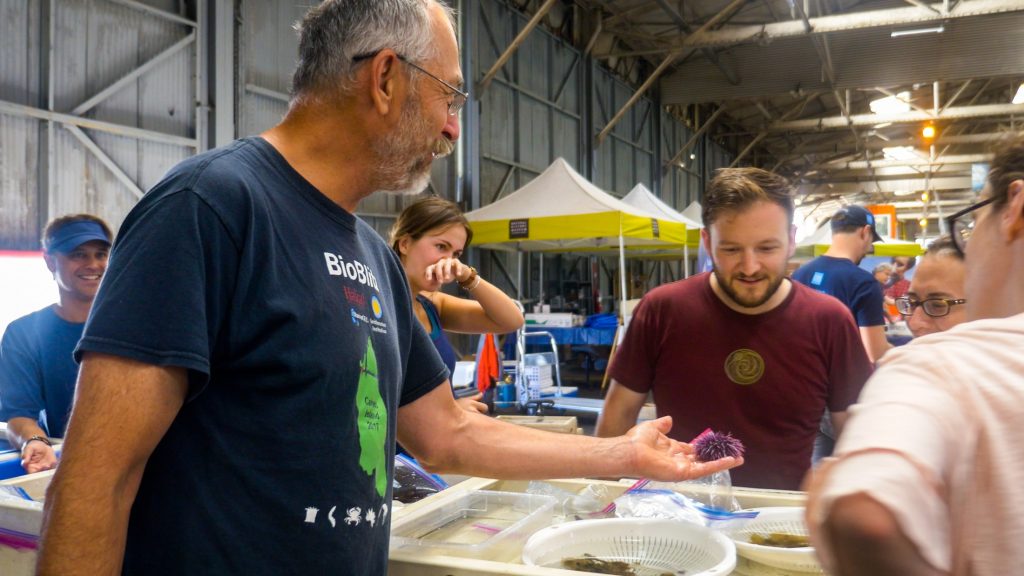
812, 359, 965, 572
822, 304, 873, 412
76, 189, 239, 395
850, 277, 885, 327
607, 295, 657, 393
0, 325, 44, 422
398, 318, 449, 406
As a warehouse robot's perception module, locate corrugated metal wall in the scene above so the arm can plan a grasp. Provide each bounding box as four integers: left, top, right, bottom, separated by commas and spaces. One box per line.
237, 0, 301, 138
476, 0, 582, 203
0, 0, 195, 249
591, 66, 654, 196
0, 0, 42, 249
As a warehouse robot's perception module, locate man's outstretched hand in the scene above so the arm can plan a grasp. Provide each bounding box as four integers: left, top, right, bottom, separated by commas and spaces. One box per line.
625, 416, 743, 481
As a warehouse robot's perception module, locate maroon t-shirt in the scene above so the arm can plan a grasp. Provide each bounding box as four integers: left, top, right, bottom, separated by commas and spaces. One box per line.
609, 273, 872, 490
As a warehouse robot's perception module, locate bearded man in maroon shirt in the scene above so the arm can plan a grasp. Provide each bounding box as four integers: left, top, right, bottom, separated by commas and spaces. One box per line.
598, 168, 873, 490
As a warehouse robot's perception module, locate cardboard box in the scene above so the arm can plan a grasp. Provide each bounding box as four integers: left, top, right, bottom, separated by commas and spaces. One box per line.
524, 313, 583, 328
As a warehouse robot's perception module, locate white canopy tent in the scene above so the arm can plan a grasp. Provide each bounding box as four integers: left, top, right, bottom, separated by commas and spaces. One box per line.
464, 158, 690, 318
621, 183, 702, 275
681, 201, 703, 225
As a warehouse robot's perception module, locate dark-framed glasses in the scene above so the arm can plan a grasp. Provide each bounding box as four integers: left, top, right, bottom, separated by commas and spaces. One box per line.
946, 195, 997, 256
895, 296, 967, 318
352, 51, 467, 115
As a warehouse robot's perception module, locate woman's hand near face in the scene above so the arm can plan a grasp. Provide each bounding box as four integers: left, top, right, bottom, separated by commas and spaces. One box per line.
425, 257, 472, 285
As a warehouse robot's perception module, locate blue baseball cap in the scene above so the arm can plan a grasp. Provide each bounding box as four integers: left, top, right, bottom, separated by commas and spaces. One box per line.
831, 205, 884, 242
47, 221, 111, 254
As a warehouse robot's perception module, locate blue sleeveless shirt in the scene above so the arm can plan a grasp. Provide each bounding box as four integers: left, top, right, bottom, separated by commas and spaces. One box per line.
416, 294, 458, 375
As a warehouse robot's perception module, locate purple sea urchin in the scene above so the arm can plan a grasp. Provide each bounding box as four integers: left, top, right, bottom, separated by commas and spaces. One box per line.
693, 430, 744, 462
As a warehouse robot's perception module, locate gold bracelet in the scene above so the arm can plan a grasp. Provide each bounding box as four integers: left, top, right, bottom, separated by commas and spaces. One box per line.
457, 266, 478, 289
464, 275, 482, 292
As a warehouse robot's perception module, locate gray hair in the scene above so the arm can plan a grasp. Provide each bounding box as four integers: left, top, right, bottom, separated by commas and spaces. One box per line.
291, 0, 456, 99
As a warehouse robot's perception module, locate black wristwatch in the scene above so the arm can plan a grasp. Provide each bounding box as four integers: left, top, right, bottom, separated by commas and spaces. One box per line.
22, 435, 53, 452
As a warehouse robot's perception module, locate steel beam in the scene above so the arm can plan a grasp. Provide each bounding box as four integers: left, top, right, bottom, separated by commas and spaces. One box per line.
827, 153, 989, 170
632, 0, 1024, 51
729, 132, 767, 166
72, 31, 196, 116
63, 125, 146, 199
476, 0, 559, 94
106, 0, 196, 27
797, 175, 971, 194
245, 83, 290, 104
779, 130, 1007, 157
768, 102, 1024, 132
596, 0, 748, 145
0, 98, 199, 148
596, 50, 680, 145
902, 0, 942, 14
667, 106, 727, 166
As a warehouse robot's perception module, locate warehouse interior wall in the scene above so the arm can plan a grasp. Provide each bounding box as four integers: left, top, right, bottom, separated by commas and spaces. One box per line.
0, 0, 734, 316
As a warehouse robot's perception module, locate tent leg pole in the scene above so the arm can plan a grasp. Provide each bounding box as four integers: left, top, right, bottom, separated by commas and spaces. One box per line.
517, 252, 523, 301
618, 231, 627, 321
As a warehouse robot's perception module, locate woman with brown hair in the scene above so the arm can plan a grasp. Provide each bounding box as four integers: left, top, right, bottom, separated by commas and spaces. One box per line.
390, 195, 523, 413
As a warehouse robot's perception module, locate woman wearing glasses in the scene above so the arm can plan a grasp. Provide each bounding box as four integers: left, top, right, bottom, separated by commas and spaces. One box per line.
894, 235, 967, 338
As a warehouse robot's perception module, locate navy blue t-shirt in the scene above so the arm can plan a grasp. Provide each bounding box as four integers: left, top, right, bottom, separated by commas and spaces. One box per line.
793, 255, 885, 327
0, 305, 83, 437
76, 137, 448, 575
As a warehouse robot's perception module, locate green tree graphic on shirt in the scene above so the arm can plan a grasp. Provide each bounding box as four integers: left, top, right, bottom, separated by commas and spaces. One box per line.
357, 336, 388, 498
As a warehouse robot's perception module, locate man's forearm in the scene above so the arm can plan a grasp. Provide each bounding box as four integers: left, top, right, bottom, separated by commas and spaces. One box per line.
37, 455, 144, 575
426, 412, 638, 480
822, 493, 944, 576
5, 416, 45, 451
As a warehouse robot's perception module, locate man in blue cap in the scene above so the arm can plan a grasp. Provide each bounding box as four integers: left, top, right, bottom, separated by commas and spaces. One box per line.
792, 204, 890, 460
0, 214, 112, 473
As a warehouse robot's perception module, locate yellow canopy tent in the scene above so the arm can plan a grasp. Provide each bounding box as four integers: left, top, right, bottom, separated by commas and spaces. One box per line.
464, 158, 690, 317
795, 224, 926, 258
620, 183, 702, 272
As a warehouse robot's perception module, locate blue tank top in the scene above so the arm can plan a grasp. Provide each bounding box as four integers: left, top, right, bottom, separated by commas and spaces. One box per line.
416, 294, 457, 375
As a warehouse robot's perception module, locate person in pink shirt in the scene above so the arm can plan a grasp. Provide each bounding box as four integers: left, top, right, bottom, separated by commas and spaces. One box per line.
807, 133, 1024, 576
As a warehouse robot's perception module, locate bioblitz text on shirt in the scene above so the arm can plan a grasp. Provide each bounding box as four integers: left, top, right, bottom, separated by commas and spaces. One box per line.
324, 252, 380, 292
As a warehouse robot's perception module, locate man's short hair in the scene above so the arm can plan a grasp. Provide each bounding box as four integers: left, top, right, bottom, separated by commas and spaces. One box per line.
987, 133, 1024, 211
41, 214, 113, 254
830, 205, 884, 242
702, 167, 795, 227
924, 235, 963, 261
290, 0, 455, 99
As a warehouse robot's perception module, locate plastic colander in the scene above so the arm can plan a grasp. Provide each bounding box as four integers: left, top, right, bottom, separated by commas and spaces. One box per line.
727, 507, 824, 573
521, 518, 736, 576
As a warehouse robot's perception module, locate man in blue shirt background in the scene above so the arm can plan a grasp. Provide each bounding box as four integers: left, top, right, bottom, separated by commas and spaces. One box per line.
0, 214, 112, 473
793, 205, 888, 460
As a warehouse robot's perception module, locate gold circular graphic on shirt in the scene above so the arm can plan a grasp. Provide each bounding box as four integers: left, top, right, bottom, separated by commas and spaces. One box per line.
724, 348, 765, 385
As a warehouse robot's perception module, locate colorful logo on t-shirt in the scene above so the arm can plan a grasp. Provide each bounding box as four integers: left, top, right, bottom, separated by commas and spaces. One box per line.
371, 295, 383, 319
724, 348, 765, 385
357, 337, 388, 498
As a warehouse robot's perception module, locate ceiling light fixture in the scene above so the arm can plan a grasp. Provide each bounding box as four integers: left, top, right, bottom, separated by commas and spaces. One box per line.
883, 146, 922, 162
1013, 83, 1024, 105
891, 25, 945, 38
870, 93, 912, 115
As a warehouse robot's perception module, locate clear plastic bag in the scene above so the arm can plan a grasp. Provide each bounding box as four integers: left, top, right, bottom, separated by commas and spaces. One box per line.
526, 481, 610, 520
607, 478, 757, 531
392, 453, 449, 504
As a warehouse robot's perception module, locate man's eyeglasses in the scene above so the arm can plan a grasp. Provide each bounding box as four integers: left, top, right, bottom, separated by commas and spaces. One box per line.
352, 51, 467, 116
895, 296, 966, 318
946, 195, 997, 256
